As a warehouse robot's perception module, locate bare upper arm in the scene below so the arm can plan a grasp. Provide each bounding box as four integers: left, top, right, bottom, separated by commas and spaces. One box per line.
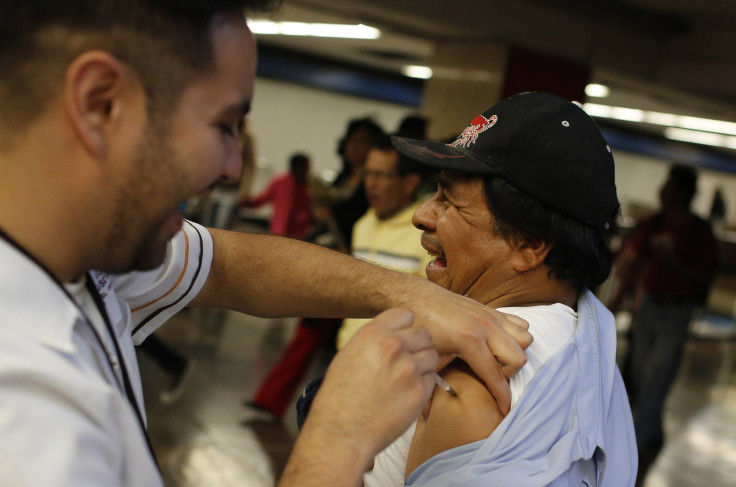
187, 227, 233, 309
405, 359, 504, 479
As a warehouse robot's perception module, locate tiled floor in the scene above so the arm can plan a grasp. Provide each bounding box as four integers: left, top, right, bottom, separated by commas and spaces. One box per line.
140, 301, 736, 487
140, 309, 310, 487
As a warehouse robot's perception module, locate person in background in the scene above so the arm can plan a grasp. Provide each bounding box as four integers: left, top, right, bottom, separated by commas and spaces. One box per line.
337, 135, 432, 347
610, 164, 718, 483
244, 135, 431, 420
329, 117, 384, 250
395, 113, 437, 198
396, 114, 428, 140
191, 118, 258, 229
240, 152, 312, 240
709, 187, 726, 227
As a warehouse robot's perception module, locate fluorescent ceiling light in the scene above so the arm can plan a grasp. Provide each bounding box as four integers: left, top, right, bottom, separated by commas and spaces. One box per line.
585, 83, 610, 98
664, 128, 736, 148
644, 111, 678, 126
610, 107, 645, 122
582, 103, 612, 118
585, 103, 736, 137
585, 103, 736, 150
248, 20, 380, 39
248, 20, 280, 35
678, 116, 736, 136
402, 65, 433, 79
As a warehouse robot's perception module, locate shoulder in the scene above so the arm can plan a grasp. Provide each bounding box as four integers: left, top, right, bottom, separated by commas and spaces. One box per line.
352, 210, 374, 237
356, 208, 377, 227
406, 360, 503, 477
623, 212, 662, 250
407, 305, 578, 476
273, 171, 292, 182
498, 304, 577, 406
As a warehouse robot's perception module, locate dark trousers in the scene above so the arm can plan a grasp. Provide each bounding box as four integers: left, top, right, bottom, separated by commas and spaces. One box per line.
627, 294, 695, 449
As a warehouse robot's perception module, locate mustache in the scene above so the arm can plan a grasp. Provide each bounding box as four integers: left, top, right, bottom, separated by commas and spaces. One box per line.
421, 233, 444, 256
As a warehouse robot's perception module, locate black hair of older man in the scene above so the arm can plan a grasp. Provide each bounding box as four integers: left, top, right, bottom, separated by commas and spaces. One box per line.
482, 177, 614, 291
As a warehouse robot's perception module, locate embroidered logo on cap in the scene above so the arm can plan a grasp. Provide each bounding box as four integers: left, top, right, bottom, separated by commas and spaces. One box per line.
450, 114, 497, 149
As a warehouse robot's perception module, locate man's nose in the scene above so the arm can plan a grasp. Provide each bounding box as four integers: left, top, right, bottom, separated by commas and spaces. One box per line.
412, 198, 437, 231
221, 151, 243, 184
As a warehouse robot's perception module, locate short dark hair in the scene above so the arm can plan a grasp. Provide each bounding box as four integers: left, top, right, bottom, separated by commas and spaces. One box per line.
289, 153, 310, 171
371, 134, 422, 177
0, 0, 279, 142
668, 164, 698, 205
397, 115, 428, 139
482, 177, 613, 290
337, 117, 384, 156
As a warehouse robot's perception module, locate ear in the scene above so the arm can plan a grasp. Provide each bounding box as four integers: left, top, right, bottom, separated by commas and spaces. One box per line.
64, 50, 130, 160
512, 238, 552, 272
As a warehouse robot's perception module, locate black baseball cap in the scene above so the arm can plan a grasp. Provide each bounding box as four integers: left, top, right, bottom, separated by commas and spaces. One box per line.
391, 92, 619, 231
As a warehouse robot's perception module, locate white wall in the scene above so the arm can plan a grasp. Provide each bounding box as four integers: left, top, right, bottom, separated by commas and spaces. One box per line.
248, 77, 419, 192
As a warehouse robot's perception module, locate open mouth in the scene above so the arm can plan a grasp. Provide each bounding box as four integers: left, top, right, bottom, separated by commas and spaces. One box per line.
429, 256, 447, 268
421, 235, 447, 268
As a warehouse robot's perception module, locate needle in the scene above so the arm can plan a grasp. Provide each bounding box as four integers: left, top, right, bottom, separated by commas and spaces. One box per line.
434, 373, 458, 397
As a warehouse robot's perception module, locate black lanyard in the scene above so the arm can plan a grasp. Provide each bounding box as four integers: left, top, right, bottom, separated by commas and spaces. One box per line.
84, 274, 160, 468
0, 226, 159, 469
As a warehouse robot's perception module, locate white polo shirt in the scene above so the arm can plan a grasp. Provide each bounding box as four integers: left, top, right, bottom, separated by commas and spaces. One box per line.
0, 220, 212, 486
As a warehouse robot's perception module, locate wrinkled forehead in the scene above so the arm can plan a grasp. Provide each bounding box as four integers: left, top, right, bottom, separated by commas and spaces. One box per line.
436, 170, 493, 213
437, 170, 483, 191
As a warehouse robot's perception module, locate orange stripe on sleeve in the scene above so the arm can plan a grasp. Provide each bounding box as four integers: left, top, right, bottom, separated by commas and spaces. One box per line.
131, 230, 190, 313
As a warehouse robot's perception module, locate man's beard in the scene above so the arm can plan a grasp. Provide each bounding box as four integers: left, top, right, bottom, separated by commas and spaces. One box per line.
102, 128, 187, 274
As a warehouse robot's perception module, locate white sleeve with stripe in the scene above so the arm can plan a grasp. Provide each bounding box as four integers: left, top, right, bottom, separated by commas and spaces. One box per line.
111, 220, 213, 345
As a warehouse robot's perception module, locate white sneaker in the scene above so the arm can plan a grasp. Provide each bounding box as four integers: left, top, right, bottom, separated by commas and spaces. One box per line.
240, 402, 278, 424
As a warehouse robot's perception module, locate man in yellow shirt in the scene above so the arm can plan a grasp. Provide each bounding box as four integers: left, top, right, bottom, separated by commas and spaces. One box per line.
338, 136, 433, 347
245, 135, 433, 420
